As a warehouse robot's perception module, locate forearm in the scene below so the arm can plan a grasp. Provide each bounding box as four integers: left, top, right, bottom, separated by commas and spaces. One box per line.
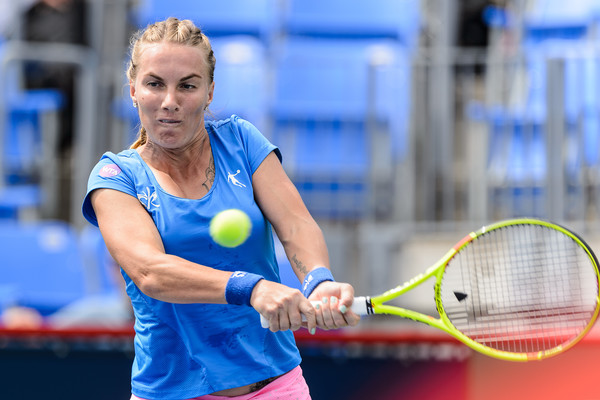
118, 250, 232, 304
277, 216, 330, 281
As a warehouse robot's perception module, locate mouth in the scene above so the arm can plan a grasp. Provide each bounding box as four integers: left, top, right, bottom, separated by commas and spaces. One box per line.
158, 118, 182, 125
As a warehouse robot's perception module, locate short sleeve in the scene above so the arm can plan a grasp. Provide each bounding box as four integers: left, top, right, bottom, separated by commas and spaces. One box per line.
234, 117, 282, 173
81, 153, 138, 226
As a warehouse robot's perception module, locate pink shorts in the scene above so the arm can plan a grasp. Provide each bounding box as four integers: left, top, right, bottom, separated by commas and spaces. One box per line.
130, 366, 311, 400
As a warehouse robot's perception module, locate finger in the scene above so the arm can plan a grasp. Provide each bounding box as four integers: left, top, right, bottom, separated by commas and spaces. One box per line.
314, 299, 325, 328
319, 296, 337, 330
278, 309, 291, 332
289, 308, 304, 331
268, 314, 281, 332
338, 285, 355, 314
332, 296, 355, 327
345, 310, 361, 326
329, 296, 344, 328
299, 301, 317, 335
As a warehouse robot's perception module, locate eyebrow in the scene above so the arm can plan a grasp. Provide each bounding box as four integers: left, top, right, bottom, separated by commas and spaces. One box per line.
179, 74, 202, 82
146, 73, 203, 82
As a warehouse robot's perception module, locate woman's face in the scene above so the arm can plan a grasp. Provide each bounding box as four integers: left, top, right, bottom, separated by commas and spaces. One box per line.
130, 42, 214, 150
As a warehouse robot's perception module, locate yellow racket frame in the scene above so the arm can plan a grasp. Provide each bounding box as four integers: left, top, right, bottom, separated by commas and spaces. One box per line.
368, 218, 600, 361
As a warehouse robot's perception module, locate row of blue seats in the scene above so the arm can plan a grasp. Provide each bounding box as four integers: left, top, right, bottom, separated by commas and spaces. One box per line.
132, 0, 421, 46
478, 2, 600, 217
130, 0, 419, 219
1, 0, 421, 221
0, 221, 117, 316
486, 0, 600, 43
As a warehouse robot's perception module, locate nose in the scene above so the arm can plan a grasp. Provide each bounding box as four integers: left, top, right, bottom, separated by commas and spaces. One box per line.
161, 89, 179, 111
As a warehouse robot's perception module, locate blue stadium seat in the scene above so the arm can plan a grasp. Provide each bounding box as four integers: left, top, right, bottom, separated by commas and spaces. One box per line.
4, 89, 64, 184
0, 221, 88, 315
283, 0, 420, 46
209, 36, 270, 131
484, 110, 547, 218
133, 0, 279, 40
271, 38, 411, 218
523, 0, 598, 44
0, 184, 43, 219
111, 84, 139, 148
484, 44, 554, 218
582, 55, 600, 168
522, 42, 597, 182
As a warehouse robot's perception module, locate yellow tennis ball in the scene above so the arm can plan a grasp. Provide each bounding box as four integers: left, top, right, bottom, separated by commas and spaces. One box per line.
209, 209, 252, 248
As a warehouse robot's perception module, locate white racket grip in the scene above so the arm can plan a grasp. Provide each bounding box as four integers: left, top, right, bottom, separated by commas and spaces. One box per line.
351, 296, 371, 315
259, 296, 371, 328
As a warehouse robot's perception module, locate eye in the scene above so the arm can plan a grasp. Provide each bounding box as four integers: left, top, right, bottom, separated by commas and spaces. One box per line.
180, 83, 196, 90
147, 81, 162, 88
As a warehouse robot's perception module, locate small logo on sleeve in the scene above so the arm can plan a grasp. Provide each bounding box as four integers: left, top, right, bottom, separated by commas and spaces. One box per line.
99, 164, 122, 178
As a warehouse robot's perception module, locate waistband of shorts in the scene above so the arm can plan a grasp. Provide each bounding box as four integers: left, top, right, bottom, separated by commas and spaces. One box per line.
130, 366, 303, 400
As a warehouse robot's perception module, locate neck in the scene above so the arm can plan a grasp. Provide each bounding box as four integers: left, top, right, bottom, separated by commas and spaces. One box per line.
139, 129, 210, 175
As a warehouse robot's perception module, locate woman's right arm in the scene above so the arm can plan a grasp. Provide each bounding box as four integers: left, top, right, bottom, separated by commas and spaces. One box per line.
92, 188, 316, 333
91, 188, 232, 304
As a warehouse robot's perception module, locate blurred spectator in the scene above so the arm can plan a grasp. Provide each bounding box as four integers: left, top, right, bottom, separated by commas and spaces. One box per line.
1, 305, 43, 329
21, 0, 89, 219
458, 0, 493, 48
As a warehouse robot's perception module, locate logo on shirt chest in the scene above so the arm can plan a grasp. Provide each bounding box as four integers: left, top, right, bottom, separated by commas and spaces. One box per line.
227, 170, 247, 188
138, 187, 160, 210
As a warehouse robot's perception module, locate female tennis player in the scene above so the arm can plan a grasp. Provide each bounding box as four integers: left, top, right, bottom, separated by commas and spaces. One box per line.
81, 17, 359, 399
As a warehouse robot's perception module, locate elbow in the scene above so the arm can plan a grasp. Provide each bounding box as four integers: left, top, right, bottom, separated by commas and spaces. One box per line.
117, 250, 169, 299
130, 267, 164, 299
277, 216, 320, 243
136, 276, 158, 299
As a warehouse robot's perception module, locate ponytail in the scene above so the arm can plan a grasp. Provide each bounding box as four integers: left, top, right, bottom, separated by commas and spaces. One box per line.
130, 126, 147, 149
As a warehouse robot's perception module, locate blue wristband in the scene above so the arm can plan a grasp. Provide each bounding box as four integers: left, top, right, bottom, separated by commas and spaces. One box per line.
225, 271, 264, 306
302, 267, 334, 298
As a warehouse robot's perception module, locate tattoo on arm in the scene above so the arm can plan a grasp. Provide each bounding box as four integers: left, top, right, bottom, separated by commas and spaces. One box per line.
291, 254, 309, 276
201, 153, 215, 191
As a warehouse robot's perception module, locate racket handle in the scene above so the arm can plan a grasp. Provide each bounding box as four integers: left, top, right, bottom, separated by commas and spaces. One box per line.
351, 296, 372, 315
259, 296, 371, 328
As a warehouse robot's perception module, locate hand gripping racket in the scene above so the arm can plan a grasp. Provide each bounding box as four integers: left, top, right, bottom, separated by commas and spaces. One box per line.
263, 218, 600, 361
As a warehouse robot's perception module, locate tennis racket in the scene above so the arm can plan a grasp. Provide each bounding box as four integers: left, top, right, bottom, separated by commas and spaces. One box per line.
262, 218, 600, 361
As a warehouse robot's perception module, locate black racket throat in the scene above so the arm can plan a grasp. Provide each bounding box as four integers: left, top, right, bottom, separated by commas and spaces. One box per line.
363, 296, 374, 315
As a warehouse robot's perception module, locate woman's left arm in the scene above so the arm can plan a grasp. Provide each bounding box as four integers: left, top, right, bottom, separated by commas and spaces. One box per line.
253, 152, 360, 329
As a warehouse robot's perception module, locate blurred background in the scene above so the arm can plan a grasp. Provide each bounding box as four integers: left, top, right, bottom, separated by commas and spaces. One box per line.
2, 0, 600, 399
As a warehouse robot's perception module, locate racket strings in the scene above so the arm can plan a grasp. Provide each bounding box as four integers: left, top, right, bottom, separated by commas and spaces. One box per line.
442, 224, 599, 355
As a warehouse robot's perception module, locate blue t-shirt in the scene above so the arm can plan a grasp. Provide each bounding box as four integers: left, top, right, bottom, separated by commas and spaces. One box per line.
82, 116, 301, 399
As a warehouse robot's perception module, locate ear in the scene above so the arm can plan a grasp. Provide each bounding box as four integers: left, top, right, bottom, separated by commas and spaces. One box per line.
129, 81, 137, 106
207, 81, 215, 106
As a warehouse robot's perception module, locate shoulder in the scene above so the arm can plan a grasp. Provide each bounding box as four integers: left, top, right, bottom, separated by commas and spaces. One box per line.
206, 115, 260, 137
83, 149, 141, 227
96, 149, 142, 175
207, 115, 281, 170
104, 148, 140, 165
87, 149, 144, 192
